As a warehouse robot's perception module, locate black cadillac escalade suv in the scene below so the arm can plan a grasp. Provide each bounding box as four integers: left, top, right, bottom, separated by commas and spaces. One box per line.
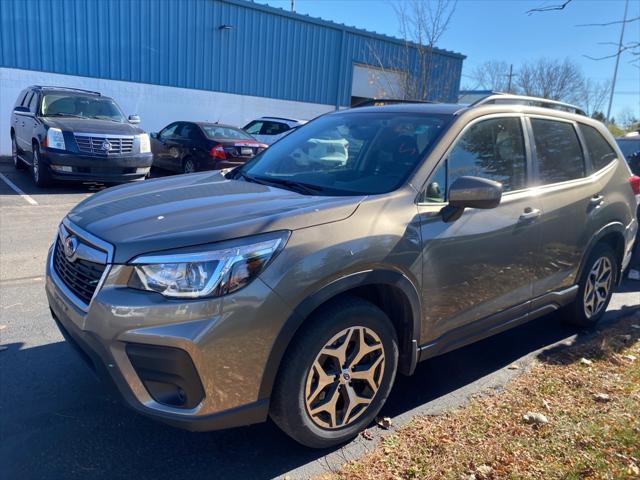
10, 86, 153, 187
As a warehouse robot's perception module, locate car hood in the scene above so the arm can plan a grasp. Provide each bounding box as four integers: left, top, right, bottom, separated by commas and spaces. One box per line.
44, 117, 145, 135
67, 172, 364, 263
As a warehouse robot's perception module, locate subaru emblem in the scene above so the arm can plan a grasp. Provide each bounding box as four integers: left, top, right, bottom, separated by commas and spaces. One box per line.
64, 236, 79, 260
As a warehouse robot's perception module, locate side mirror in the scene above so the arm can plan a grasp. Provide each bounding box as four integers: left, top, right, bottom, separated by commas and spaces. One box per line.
14, 106, 29, 113
150, 132, 159, 139
442, 176, 503, 222
128, 114, 140, 124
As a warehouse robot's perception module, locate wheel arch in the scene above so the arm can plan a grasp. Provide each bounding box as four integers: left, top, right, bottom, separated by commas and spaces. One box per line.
258, 269, 422, 401
577, 222, 626, 286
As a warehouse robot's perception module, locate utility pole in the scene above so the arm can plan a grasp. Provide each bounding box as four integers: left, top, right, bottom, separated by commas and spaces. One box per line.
606, 0, 629, 124
506, 64, 515, 93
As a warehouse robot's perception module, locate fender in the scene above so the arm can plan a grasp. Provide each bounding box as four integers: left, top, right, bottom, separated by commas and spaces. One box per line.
257, 269, 422, 400
577, 221, 626, 285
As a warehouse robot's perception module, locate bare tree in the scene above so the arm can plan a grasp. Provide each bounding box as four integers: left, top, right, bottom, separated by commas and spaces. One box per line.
468, 60, 513, 92
618, 108, 638, 131
367, 0, 457, 101
526, 0, 573, 15
578, 79, 612, 116
516, 58, 584, 103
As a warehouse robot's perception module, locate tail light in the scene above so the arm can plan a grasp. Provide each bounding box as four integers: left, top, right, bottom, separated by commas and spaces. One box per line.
209, 145, 226, 160
630, 175, 640, 195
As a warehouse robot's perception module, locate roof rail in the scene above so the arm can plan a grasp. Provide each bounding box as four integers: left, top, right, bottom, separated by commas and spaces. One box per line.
32, 85, 101, 96
352, 98, 431, 108
470, 93, 586, 116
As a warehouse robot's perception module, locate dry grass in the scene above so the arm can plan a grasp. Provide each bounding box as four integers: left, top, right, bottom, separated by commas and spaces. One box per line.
323, 313, 640, 480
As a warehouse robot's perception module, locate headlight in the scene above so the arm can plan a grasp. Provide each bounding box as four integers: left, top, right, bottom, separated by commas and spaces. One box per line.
128, 233, 288, 298
46, 128, 66, 150
139, 133, 151, 153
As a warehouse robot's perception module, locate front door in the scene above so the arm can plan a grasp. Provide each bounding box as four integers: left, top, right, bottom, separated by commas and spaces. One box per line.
417, 115, 542, 342
151, 122, 181, 170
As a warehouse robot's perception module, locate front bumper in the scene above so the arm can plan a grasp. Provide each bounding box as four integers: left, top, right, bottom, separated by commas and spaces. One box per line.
41, 149, 153, 183
45, 243, 291, 431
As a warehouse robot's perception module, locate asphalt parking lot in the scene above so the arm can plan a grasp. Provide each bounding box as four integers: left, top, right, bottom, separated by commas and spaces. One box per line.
1, 159, 638, 480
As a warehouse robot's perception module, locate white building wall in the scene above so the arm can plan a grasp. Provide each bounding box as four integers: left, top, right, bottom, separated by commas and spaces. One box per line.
0, 67, 336, 156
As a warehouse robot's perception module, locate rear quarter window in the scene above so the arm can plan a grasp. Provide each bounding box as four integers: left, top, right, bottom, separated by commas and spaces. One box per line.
579, 124, 617, 171
531, 118, 585, 184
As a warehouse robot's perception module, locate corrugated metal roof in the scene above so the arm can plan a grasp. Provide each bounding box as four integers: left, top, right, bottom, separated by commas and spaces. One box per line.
0, 0, 465, 106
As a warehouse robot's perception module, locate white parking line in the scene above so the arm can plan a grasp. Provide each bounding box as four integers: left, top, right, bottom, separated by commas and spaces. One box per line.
0, 172, 38, 206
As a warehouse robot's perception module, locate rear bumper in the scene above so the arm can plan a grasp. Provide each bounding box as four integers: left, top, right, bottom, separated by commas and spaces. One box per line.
41, 149, 153, 182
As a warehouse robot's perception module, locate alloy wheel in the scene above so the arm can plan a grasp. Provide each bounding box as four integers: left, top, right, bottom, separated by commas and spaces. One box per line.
184, 159, 195, 174
583, 256, 613, 319
32, 149, 40, 182
304, 326, 385, 429
12, 137, 18, 166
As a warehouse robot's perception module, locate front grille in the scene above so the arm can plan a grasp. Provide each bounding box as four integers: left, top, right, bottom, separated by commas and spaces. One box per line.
75, 134, 134, 155
53, 237, 107, 304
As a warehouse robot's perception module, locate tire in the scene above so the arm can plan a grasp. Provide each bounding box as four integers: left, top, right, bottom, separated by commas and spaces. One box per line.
562, 243, 618, 328
183, 157, 196, 174
12, 135, 25, 170
32, 143, 52, 188
270, 296, 398, 448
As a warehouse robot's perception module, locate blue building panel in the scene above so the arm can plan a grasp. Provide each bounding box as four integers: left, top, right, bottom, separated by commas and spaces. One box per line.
0, 0, 465, 106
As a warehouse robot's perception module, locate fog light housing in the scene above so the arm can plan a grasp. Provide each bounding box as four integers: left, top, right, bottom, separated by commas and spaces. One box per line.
50, 165, 73, 173
126, 343, 205, 409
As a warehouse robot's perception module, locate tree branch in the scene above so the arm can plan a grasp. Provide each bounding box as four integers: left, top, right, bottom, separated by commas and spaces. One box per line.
576, 16, 640, 27
526, 0, 573, 15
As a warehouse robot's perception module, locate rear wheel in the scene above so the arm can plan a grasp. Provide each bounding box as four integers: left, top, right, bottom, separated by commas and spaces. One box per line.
563, 243, 617, 327
32, 144, 52, 188
270, 296, 398, 448
12, 136, 25, 170
183, 157, 196, 174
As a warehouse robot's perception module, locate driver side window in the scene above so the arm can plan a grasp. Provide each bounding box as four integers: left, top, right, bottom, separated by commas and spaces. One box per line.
159, 123, 179, 141
420, 116, 527, 203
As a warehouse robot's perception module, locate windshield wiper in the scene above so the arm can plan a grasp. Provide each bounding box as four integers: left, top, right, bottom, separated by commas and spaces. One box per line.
252, 176, 325, 195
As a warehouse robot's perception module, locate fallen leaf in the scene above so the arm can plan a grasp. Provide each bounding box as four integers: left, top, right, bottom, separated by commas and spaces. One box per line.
475, 465, 493, 479
508, 364, 520, 370
628, 463, 640, 476
593, 393, 611, 403
376, 416, 392, 430
361, 429, 374, 441
542, 399, 551, 411
623, 355, 637, 362
580, 358, 593, 366
523, 412, 549, 425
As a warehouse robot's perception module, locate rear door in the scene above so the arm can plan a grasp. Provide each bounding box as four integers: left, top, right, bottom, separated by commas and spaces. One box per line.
527, 116, 600, 299
151, 122, 180, 170
12, 89, 32, 158
417, 115, 542, 341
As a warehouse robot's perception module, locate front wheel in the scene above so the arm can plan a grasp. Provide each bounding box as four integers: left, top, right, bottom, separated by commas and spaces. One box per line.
563, 243, 617, 328
32, 144, 52, 188
270, 296, 398, 448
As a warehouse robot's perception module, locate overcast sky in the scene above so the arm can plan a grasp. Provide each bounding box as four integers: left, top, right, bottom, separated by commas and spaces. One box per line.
256, 0, 640, 121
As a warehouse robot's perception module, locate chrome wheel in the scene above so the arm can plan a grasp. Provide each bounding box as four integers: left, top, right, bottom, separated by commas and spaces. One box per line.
583, 256, 613, 319
32, 149, 40, 182
304, 326, 385, 430
12, 137, 18, 166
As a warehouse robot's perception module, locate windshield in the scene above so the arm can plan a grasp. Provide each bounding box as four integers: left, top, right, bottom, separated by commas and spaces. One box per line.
201, 125, 254, 140
40, 94, 127, 122
617, 139, 640, 158
233, 112, 451, 195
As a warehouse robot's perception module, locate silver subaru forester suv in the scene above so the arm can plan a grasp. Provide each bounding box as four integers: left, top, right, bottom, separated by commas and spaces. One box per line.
46, 94, 639, 448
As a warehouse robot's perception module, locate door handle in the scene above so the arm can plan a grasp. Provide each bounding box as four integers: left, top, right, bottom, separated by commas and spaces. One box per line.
518, 207, 541, 222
